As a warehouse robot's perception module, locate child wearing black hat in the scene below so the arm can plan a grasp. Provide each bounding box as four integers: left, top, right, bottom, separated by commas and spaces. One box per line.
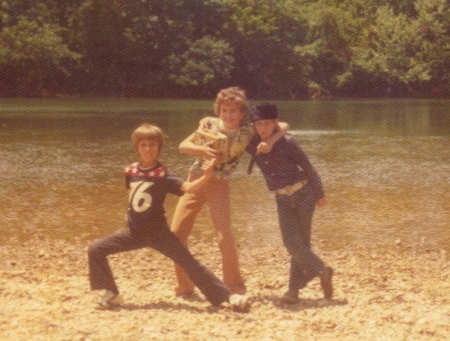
246, 103, 333, 304
170, 88, 289, 298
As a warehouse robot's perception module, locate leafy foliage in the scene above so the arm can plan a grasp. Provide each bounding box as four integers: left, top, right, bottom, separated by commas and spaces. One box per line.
168, 36, 234, 87
0, 0, 449, 97
0, 17, 80, 96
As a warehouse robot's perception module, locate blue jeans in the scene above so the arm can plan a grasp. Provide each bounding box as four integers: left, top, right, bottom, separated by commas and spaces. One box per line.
88, 229, 231, 306
275, 184, 324, 291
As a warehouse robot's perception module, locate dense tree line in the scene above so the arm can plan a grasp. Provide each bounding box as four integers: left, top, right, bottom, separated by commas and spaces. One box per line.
1, 0, 449, 99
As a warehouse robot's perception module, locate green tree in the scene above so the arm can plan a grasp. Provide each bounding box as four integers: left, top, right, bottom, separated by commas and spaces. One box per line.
216, 0, 310, 98
1, 0, 449, 98
168, 36, 234, 88
104, 0, 224, 96
349, 0, 450, 96
0, 17, 80, 96
292, 0, 450, 97
0, 1, 89, 96
293, 0, 378, 97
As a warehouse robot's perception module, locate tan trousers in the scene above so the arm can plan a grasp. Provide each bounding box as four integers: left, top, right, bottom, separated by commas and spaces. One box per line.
171, 172, 246, 295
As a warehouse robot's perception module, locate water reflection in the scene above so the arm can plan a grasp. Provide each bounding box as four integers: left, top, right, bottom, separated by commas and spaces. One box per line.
279, 99, 450, 136
0, 98, 449, 252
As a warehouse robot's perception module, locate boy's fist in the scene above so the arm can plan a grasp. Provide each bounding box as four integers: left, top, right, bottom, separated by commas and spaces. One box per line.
201, 158, 217, 178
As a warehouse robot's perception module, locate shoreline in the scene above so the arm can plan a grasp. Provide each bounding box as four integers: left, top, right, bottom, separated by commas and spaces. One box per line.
1, 236, 449, 340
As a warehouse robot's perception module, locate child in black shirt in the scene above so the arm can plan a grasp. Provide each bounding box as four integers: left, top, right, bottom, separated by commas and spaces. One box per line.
246, 104, 333, 304
88, 123, 248, 310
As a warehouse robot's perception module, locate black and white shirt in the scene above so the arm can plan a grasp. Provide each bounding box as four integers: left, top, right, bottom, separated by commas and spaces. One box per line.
125, 162, 184, 235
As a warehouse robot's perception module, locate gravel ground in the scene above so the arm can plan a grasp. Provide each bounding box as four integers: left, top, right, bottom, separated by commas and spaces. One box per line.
1, 236, 449, 341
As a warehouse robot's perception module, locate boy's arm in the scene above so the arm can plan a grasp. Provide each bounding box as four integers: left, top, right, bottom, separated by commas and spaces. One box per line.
290, 140, 326, 201
256, 121, 290, 154
180, 159, 216, 193
179, 118, 221, 160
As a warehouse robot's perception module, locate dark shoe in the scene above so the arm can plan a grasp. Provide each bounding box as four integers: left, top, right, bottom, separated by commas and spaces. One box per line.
280, 290, 300, 304
320, 266, 334, 300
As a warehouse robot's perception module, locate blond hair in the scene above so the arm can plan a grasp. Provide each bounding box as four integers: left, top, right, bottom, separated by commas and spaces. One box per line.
131, 123, 164, 152
213, 87, 249, 119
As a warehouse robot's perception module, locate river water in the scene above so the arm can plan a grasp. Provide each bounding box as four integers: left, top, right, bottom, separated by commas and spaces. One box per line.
0, 98, 449, 251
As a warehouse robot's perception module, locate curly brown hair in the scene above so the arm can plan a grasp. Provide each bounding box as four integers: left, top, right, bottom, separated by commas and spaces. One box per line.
213, 87, 249, 119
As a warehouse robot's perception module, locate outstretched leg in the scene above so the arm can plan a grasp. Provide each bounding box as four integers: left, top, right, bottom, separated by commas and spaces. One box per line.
88, 230, 146, 294
151, 229, 231, 306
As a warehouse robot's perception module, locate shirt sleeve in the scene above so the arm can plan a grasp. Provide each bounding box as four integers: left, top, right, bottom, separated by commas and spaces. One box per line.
165, 170, 185, 197
288, 137, 325, 200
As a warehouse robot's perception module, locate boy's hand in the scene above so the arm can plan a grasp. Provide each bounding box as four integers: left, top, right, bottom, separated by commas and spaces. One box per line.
256, 141, 273, 154
199, 145, 221, 161
316, 197, 327, 208
201, 158, 217, 178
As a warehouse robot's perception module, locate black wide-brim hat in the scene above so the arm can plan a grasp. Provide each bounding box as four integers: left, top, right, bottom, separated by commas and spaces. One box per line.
250, 103, 279, 121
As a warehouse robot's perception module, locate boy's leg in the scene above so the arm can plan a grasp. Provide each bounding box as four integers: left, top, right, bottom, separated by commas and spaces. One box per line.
207, 178, 246, 294
171, 178, 207, 295
293, 190, 333, 298
88, 230, 146, 294
151, 230, 231, 306
276, 196, 307, 291
276, 189, 324, 292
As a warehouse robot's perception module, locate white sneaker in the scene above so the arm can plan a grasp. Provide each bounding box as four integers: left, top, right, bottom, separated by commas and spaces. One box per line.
97, 290, 123, 309
229, 294, 249, 311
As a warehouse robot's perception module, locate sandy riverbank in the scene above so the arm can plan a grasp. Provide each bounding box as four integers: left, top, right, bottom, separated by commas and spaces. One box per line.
1, 236, 449, 340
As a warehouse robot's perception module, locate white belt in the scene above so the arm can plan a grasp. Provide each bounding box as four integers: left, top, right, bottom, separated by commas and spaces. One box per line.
275, 180, 308, 196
